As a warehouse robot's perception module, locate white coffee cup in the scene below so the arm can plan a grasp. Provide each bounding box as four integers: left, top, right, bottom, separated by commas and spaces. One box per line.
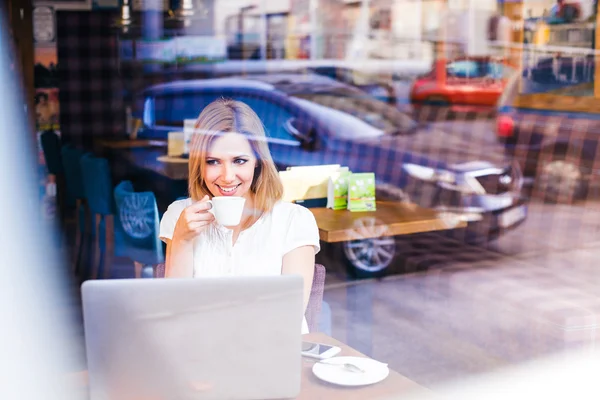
207, 196, 246, 226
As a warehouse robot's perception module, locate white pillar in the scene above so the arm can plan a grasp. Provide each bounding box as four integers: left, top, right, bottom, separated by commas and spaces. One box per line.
260, 0, 267, 59
468, 0, 475, 54
415, 0, 423, 59
309, 0, 318, 59
361, 0, 371, 36
360, 0, 371, 60
415, 0, 422, 41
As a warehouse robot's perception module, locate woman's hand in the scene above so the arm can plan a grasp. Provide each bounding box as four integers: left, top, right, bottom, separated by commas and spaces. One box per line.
172, 195, 215, 243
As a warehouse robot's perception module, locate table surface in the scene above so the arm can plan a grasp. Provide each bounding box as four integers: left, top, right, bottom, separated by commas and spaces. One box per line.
66, 332, 432, 400
298, 332, 433, 399
117, 148, 189, 181
310, 202, 466, 243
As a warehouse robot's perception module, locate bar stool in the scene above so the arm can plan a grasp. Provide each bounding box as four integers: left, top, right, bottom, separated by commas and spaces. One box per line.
80, 154, 115, 279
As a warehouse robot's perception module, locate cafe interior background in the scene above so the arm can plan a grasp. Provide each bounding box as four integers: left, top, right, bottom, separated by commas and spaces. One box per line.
5, 0, 600, 395
32, 0, 511, 216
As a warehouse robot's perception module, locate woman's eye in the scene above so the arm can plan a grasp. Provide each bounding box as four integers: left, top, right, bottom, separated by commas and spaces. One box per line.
206, 159, 219, 165
234, 159, 248, 165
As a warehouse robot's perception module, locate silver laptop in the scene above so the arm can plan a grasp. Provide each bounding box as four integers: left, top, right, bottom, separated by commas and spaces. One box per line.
81, 275, 304, 400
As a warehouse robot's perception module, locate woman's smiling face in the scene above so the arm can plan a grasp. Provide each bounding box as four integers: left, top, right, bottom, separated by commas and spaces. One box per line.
204, 132, 257, 199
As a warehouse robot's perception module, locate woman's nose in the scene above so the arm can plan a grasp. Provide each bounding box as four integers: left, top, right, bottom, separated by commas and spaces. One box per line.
222, 163, 236, 182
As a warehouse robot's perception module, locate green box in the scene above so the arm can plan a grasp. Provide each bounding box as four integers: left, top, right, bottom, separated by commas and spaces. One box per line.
347, 173, 376, 212
327, 170, 351, 210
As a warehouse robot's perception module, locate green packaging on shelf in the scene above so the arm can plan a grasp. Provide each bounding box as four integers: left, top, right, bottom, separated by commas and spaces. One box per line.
326, 169, 351, 210
347, 173, 376, 212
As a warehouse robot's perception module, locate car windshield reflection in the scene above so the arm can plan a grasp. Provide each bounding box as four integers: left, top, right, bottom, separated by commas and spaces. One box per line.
290, 90, 415, 134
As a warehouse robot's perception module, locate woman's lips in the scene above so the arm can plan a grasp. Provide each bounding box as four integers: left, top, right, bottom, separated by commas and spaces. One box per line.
216, 184, 241, 196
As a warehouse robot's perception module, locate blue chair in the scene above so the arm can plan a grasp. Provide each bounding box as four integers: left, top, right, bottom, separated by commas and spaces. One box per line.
114, 181, 164, 278
80, 154, 115, 279
61, 144, 85, 209
306, 264, 326, 333
60, 144, 88, 274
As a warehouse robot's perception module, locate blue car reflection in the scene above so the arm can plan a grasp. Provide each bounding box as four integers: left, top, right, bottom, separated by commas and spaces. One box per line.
135, 74, 527, 277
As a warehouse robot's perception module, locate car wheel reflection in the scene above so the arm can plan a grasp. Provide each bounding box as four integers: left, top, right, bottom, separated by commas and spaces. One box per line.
340, 216, 396, 278
342, 237, 396, 278
538, 157, 585, 204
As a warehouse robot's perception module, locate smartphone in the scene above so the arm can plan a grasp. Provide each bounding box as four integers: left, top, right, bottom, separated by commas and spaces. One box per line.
301, 341, 341, 359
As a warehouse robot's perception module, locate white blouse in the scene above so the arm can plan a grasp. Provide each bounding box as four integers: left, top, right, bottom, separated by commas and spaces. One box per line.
159, 199, 321, 333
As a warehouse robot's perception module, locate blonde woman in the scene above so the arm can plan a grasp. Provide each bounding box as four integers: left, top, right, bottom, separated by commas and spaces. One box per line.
159, 98, 320, 333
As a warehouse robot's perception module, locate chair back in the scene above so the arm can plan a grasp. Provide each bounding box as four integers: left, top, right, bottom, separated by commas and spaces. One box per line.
60, 144, 85, 207
40, 130, 62, 176
114, 181, 164, 265
155, 262, 166, 278
306, 264, 326, 333
80, 154, 114, 216
153, 263, 326, 332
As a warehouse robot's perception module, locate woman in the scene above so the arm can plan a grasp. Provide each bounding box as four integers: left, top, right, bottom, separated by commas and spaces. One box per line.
159, 98, 320, 333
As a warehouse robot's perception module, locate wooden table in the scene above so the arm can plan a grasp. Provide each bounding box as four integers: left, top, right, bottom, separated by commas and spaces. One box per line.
66, 332, 433, 400
298, 333, 434, 399
310, 201, 466, 243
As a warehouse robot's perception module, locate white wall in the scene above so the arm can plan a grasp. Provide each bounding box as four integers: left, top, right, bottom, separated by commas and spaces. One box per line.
448, 0, 497, 11
392, 0, 422, 40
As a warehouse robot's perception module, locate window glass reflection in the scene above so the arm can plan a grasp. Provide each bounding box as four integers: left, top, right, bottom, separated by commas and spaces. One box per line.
522, 0, 597, 97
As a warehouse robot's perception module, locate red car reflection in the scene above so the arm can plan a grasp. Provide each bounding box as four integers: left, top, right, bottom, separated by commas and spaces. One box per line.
410, 57, 515, 111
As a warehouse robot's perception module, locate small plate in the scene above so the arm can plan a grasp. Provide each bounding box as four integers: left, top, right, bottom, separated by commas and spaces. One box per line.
312, 356, 389, 387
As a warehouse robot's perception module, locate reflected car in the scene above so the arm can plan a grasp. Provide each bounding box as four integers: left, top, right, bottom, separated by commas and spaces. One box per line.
496, 67, 598, 204
135, 73, 527, 278
410, 57, 514, 111
307, 66, 397, 105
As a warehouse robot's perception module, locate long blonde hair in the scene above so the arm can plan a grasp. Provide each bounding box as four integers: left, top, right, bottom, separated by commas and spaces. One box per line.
188, 98, 284, 222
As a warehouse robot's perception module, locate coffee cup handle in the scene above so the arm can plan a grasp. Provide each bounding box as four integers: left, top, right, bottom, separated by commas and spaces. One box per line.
206, 199, 215, 216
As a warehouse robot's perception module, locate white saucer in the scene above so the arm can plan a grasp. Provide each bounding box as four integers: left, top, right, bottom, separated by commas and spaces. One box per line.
312, 356, 389, 387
